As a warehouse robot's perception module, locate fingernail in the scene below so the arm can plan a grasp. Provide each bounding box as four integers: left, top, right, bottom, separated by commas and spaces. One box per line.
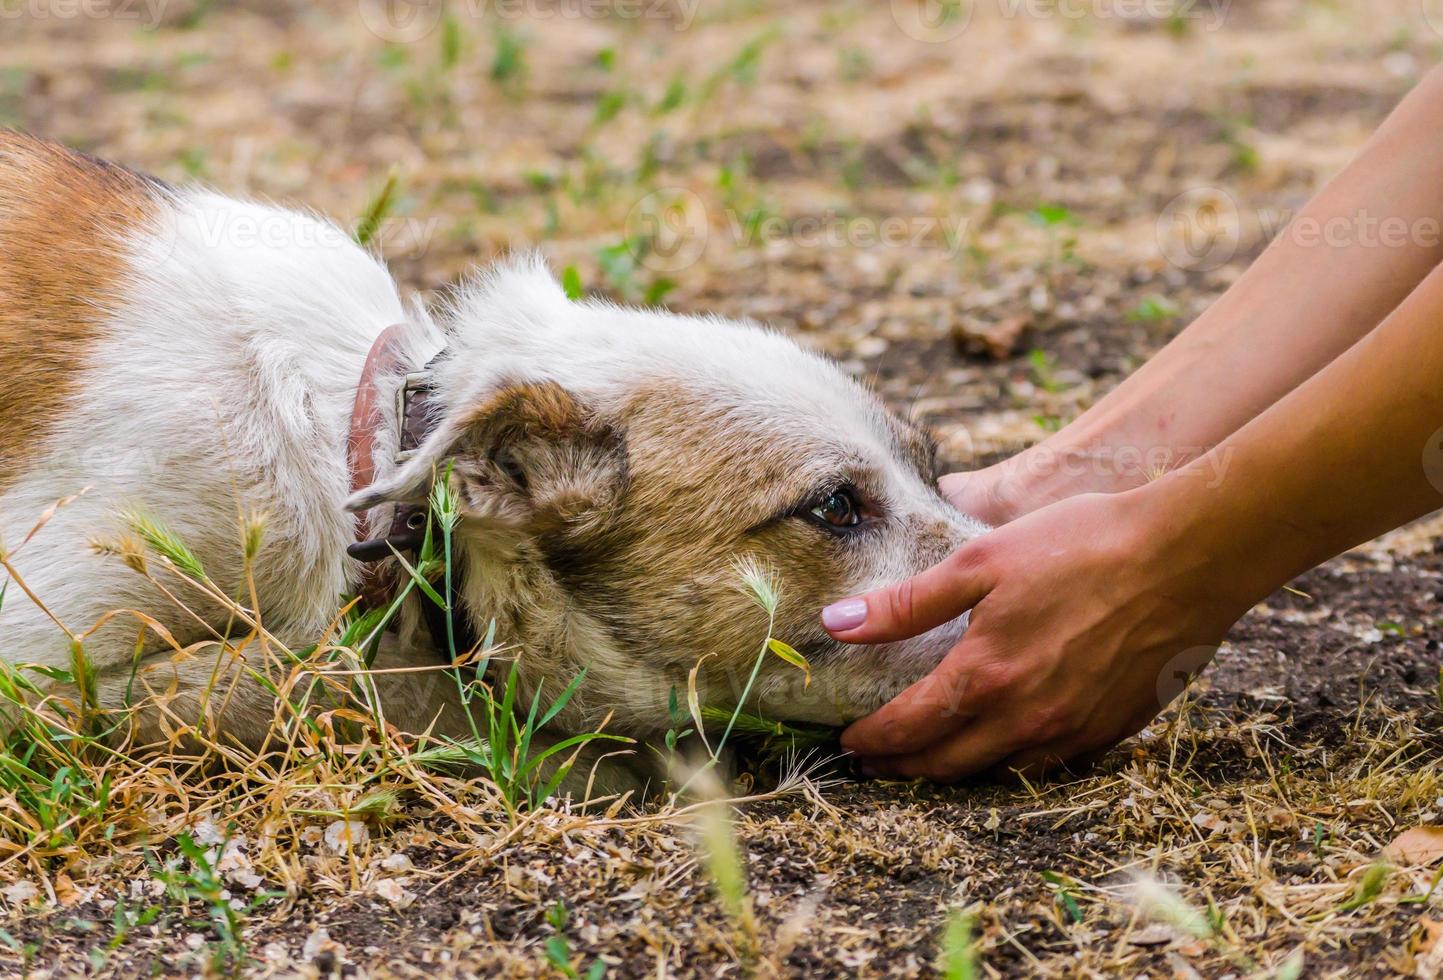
822, 598, 868, 632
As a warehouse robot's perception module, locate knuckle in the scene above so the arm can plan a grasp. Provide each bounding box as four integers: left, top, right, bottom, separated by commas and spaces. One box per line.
888, 578, 917, 628
1026, 706, 1078, 743
961, 661, 1015, 702
911, 669, 969, 718
867, 716, 916, 756
947, 538, 990, 571
865, 710, 923, 756
953, 544, 998, 589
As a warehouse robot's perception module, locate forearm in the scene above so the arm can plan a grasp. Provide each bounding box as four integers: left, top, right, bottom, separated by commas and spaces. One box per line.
1041, 67, 1443, 484
1141, 256, 1443, 608
840, 255, 1443, 775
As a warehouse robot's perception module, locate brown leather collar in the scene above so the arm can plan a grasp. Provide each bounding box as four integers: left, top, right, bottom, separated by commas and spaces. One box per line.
346, 325, 477, 658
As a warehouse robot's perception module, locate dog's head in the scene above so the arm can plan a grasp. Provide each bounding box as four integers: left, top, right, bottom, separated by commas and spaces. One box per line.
351, 258, 986, 734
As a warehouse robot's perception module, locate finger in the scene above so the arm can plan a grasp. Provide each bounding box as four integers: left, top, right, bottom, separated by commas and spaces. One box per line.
821, 543, 994, 644
840, 646, 1002, 756
987, 743, 1091, 783
938, 471, 1012, 526
937, 471, 983, 511
990, 712, 1152, 782
857, 717, 1020, 783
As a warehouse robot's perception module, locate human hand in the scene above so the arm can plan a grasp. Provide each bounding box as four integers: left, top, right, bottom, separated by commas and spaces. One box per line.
936, 463, 1031, 526
825, 490, 1250, 781
939, 441, 1150, 526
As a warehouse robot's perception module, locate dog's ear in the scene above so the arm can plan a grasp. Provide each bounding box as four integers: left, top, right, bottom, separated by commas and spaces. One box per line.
346, 381, 627, 538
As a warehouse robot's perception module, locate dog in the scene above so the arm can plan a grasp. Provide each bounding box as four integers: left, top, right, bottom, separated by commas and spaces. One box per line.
0, 132, 986, 796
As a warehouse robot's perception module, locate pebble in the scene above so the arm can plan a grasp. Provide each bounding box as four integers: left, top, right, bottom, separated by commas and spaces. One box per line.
324, 820, 368, 855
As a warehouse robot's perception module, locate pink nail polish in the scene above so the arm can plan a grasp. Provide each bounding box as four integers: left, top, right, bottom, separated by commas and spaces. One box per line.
822, 598, 868, 632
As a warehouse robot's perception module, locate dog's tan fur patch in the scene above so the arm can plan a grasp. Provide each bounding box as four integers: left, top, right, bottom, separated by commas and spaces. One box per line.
0, 131, 161, 488
534, 384, 866, 719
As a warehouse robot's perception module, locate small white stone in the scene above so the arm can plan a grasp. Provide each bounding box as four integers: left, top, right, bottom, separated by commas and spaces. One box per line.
372, 878, 415, 908
302, 927, 341, 962
324, 820, 368, 855
962, 177, 994, 206
1192, 812, 1224, 833
3, 881, 39, 905
381, 853, 414, 873
1384, 51, 1417, 78
1128, 924, 1176, 947
216, 839, 249, 873
188, 818, 225, 847
228, 870, 264, 891
853, 336, 888, 358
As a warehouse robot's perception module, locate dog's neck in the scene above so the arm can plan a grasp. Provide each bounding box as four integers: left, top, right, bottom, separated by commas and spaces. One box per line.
340, 329, 634, 721
346, 325, 442, 561
346, 323, 413, 527
345, 326, 478, 655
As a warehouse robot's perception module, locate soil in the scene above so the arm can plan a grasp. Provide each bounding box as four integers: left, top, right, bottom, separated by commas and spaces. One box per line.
4, 1, 1443, 976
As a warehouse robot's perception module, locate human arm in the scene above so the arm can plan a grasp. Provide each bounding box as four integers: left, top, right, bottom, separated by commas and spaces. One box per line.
950, 65, 1443, 525
830, 254, 1443, 779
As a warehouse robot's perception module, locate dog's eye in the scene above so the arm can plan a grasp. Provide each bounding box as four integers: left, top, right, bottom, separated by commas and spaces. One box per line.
809, 488, 862, 529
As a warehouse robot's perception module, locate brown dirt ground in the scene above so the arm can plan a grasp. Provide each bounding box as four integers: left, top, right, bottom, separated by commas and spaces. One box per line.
4, 0, 1443, 977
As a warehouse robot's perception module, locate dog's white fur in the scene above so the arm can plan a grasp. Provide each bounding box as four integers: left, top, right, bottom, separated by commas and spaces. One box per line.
0, 140, 985, 794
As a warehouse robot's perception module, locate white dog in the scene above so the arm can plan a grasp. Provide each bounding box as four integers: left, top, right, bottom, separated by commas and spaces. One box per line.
0, 132, 984, 793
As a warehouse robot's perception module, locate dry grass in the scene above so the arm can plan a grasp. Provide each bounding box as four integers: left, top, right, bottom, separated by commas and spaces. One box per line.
3, 0, 1443, 976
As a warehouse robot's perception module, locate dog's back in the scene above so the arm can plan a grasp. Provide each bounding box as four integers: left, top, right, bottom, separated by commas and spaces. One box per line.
0, 132, 164, 489
0, 133, 409, 675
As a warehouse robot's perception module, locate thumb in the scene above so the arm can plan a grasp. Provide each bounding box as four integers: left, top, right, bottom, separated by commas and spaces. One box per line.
821, 542, 994, 644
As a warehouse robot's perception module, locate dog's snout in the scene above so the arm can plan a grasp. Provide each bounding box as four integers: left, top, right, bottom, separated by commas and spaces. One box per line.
911, 512, 978, 568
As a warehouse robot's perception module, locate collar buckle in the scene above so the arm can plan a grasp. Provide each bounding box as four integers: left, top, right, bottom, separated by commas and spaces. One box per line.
393, 370, 433, 464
